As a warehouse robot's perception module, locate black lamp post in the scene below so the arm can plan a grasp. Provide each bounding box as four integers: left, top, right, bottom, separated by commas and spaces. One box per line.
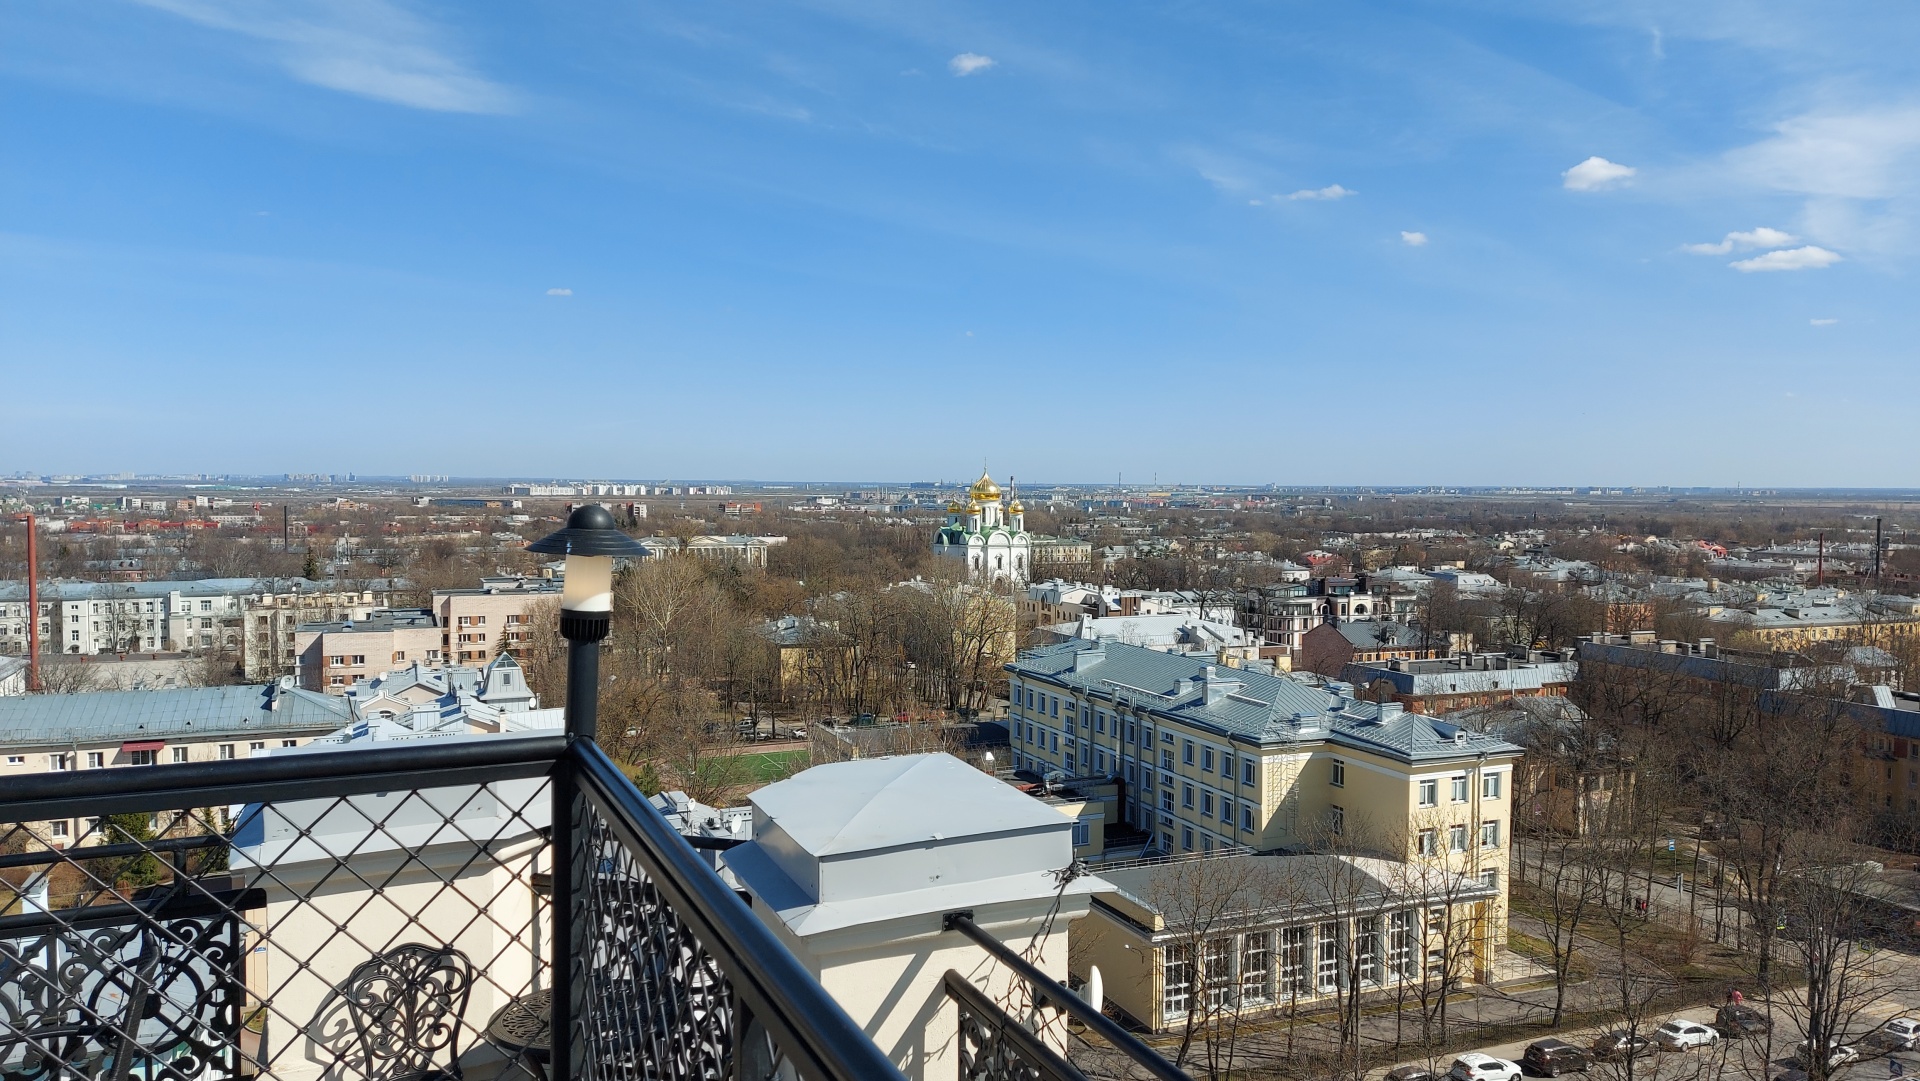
526, 503, 647, 1081
527, 503, 649, 742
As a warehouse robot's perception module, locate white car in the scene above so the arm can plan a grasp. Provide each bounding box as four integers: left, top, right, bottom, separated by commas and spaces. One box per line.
1450, 1054, 1522, 1081
1793, 1041, 1859, 1070
1656, 1020, 1720, 1050
1873, 1018, 1920, 1051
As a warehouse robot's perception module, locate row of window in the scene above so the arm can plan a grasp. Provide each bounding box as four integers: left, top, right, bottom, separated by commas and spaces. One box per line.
1416, 773, 1503, 806
34, 741, 300, 770
1415, 821, 1501, 854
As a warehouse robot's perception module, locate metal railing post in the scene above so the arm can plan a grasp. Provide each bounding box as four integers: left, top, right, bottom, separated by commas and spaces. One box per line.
552, 614, 607, 1081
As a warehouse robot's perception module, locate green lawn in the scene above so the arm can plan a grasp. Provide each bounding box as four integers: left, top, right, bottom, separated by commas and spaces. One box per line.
737, 749, 810, 783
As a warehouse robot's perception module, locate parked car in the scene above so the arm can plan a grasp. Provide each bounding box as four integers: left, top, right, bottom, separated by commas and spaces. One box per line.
1791, 1042, 1859, 1071
1452, 1054, 1524, 1081
1655, 1020, 1720, 1050
1523, 1039, 1592, 1076
1716, 1005, 1775, 1038
1591, 1032, 1653, 1062
1867, 1018, 1920, 1052
1387, 1066, 1439, 1081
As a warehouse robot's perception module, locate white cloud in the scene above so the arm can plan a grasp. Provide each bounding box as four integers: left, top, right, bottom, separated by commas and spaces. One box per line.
1285, 184, 1356, 201
1562, 156, 1637, 191
1726, 109, 1920, 200
1729, 246, 1843, 272
546, 288, 572, 296
130, 0, 514, 113
948, 53, 996, 77
1682, 227, 1799, 255
1400, 231, 1429, 247
1810, 318, 1839, 326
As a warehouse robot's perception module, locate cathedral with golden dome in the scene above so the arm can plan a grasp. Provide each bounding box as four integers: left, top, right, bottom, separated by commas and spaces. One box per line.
932, 469, 1032, 588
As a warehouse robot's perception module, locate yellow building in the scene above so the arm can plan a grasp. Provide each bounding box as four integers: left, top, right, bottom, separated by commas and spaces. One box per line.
1006, 639, 1522, 976
1070, 851, 1499, 1033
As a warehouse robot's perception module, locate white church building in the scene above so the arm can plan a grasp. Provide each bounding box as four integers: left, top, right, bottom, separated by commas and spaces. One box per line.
932, 470, 1033, 589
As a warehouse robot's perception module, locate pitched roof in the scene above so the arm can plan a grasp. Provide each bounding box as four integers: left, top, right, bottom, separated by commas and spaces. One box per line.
1010, 640, 1521, 763
0, 682, 354, 746
749, 753, 1061, 856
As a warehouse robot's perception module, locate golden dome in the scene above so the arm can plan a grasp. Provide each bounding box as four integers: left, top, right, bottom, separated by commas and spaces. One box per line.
946, 499, 967, 514
969, 471, 1002, 501
1009, 499, 1025, 513
967, 499, 983, 513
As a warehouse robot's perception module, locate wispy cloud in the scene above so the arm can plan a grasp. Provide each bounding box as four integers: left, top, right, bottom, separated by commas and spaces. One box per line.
1400, 231, 1429, 247
948, 53, 996, 77
546, 287, 572, 296
1562, 156, 1637, 191
1729, 246, 1842, 272
131, 0, 514, 113
1285, 184, 1356, 201
1682, 227, 1798, 255
1726, 109, 1920, 200
1810, 318, 1839, 326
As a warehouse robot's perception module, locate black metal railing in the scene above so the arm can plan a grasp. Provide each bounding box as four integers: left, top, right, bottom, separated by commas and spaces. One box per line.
944, 913, 1189, 1081
1, 734, 907, 1081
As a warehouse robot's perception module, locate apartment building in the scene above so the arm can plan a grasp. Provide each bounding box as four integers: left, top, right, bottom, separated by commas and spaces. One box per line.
242, 581, 401, 679
1236, 576, 1419, 656
1706, 592, 1920, 652
0, 679, 351, 845
432, 576, 564, 663
1005, 639, 1521, 954
293, 609, 442, 692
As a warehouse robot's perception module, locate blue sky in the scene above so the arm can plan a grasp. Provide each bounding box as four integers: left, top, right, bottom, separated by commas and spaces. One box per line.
3, 1, 1916, 486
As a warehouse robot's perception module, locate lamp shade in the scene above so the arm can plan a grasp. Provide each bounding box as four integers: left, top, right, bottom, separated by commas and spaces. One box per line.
526, 504, 650, 558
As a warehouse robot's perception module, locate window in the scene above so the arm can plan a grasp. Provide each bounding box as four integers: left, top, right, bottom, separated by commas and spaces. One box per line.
1418, 828, 1438, 856
1163, 943, 1192, 1019
1357, 916, 1383, 986
1327, 805, 1344, 835
1449, 824, 1468, 852
350, 655, 365, 665
199, 600, 212, 612
1161, 749, 1173, 770
1202, 747, 1214, 773
249, 742, 265, 752
1095, 750, 1106, 772
1330, 759, 1345, 787
128, 750, 156, 766
1203, 937, 1236, 1009
1050, 697, 1059, 718
1315, 923, 1340, 994
1279, 927, 1309, 998
219, 744, 235, 760
199, 618, 212, 630
1480, 819, 1501, 848
1243, 759, 1256, 786
1241, 931, 1274, 1005
1183, 784, 1195, 809
171, 747, 189, 763
1220, 798, 1233, 824
1161, 789, 1174, 811
1183, 740, 1195, 765
473, 615, 486, 625
1389, 910, 1418, 981
1200, 791, 1213, 817
50, 820, 69, 838
329, 676, 346, 687
1482, 773, 1503, 800
87, 752, 106, 768
1222, 752, 1234, 778
1418, 779, 1438, 807
330, 655, 346, 666
281, 739, 298, 748
1072, 818, 1092, 847
1095, 711, 1106, 734
1480, 869, 1499, 890
393, 651, 406, 663
1242, 806, 1255, 832
48, 754, 70, 771
5, 755, 22, 765
1451, 775, 1469, 802
1181, 826, 1195, 851
1127, 722, 1137, 744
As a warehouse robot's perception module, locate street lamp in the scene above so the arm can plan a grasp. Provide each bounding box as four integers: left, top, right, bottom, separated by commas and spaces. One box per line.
527, 504, 648, 741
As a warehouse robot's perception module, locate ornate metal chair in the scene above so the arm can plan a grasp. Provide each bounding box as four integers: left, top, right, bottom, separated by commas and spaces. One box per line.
338, 943, 474, 1081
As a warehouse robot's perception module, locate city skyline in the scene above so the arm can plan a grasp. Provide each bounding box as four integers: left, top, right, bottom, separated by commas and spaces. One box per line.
4, 1, 1915, 484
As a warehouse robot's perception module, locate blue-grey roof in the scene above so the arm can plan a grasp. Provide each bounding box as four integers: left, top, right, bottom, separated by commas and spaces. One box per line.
1009, 640, 1520, 763
0, 683, 353, 746
297, 608, 437, 633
